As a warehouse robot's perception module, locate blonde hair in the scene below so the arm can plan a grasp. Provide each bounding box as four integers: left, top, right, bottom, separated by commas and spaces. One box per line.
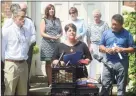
92, 9, 101, 17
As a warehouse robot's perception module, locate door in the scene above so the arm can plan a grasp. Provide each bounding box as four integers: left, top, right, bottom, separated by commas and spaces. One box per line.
32, 1, 121, 76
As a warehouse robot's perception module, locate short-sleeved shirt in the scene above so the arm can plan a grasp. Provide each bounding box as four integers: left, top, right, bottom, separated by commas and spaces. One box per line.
87, 20, 109, 44
52, 41, 92, 61
100, 28, 135, 61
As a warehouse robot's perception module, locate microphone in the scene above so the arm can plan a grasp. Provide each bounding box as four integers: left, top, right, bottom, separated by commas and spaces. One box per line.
93, 54, 103, 63
65, 60, 70, 66
54, 51, 65, 68
93, 54, 112, 69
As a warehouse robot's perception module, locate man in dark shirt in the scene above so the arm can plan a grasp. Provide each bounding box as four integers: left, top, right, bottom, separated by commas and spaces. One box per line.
99, 14, 135, 96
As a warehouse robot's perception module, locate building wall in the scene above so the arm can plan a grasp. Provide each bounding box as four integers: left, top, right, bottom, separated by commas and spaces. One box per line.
1, 1, 12, 18
1, 1, 135, 76
31, 1, 122, 76
123, 1, 136, 9
1, 1, 27, 18
1, 1, 136, 19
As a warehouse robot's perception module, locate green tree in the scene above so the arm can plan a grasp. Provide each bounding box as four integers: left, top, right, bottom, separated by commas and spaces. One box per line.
123, 11, 136, 96
33, 44, 39, 54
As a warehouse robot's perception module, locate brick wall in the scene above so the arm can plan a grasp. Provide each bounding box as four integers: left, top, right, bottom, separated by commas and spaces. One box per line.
1, 1, 12, 18
123, 1, 136, 9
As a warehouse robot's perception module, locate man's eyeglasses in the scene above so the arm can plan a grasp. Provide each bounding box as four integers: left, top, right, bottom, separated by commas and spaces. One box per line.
69, 12, 76, 15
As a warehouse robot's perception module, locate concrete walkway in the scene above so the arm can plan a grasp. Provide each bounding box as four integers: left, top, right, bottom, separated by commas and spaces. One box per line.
29, 75, 118, 96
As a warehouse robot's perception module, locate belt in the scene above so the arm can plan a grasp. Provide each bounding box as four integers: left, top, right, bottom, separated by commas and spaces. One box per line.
5, 59, 25, 63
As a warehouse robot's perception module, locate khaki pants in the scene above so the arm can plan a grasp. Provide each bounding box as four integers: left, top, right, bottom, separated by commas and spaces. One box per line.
4, 61, 28, 95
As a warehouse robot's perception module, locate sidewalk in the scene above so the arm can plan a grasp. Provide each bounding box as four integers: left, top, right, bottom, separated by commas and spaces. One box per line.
29, 75, 118, 96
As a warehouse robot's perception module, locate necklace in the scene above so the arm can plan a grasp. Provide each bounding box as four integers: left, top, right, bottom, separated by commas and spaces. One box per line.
65, 41, 77, 52
70, 48, 73, 52
70, 46, 74, 52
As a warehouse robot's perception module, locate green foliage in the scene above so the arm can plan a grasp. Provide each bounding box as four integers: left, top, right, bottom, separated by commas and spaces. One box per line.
33, 45, 39, 54
123, 11, 136, 95
1, 14, 4, 27
123, 12, 136, 35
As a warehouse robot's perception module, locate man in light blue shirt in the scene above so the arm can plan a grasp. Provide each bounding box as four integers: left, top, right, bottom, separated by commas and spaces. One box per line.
99, 14, 135, 96
2, 9, 35, 95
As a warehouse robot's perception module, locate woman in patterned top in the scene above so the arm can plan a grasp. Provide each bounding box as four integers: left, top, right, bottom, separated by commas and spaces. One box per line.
40, 4, 63, 86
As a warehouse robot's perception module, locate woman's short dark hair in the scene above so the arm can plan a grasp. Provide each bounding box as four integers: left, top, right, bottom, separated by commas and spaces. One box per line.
69, 7, 78, 14
44, 4, 56, 19
65, 23, 77, 32
112, 14, 124, 25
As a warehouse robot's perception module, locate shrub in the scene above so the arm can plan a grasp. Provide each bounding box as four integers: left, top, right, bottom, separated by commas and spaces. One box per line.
123, 11, 136, 95
33, 44, 39, 54
1, 14, 4, 27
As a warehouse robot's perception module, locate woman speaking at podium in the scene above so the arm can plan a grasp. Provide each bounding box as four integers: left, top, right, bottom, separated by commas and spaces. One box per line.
52, 23, 92, 79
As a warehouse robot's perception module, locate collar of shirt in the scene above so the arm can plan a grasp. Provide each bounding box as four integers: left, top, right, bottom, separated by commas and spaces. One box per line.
12, 22, 21, 30
93, 20, 104, 26
12, 22, 26, 34
4, 23, 29, 60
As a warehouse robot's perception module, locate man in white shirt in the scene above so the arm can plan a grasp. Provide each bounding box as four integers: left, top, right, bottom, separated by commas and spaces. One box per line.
2, 9, 34, 95
2, 4, 21, 95
3, 3, 36, 40
2, 3, 36, 66
2, 3, 36, 91
19, 3, 36, 75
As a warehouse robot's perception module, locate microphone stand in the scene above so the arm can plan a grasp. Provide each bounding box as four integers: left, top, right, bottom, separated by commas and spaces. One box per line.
100, 61, 114, 96
54, 51, 64, 68
93, 54, 115, 96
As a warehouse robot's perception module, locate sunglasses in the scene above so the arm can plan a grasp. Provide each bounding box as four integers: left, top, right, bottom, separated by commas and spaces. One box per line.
69, 12, 76, 14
